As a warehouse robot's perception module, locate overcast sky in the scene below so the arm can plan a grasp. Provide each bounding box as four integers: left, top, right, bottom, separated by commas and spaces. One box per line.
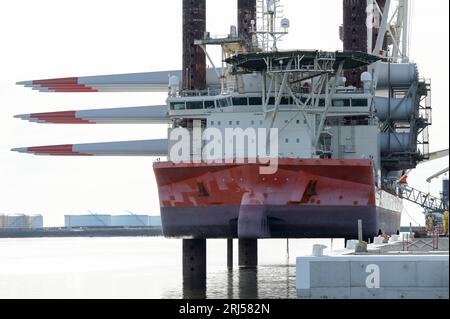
0, 0, 448, 227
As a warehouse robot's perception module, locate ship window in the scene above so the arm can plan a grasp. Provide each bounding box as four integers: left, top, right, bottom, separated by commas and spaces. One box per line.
259, 120, 263, 125
218, 121, 221, 126
296, 138, 300, 143
268, 97, 276, 105
351, 99, 368, 107
233, 97, 248, 106
281, 97, 290, 105
217, 99, 225, 108
205, 100, 215, 109
285, 138, 289, 143
236, 121, 240, 125
229, 121, 233, 126
318, 99, 326, 107
218, 98, 231, 108
186, 101, 204, 110
296, 120, 300, 124
285, 120, 289, 124
332, 99, 351, 107
249, 97, 262, 106
210, 121, 214, 126
251, 120, 255, 125
170, 102, 186, 111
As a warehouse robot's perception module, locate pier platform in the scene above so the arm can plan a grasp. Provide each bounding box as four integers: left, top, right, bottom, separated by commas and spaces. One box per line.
296, 236, 449, 299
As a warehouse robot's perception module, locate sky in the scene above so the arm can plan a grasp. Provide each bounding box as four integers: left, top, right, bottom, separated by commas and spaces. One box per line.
0, 0, 448, 227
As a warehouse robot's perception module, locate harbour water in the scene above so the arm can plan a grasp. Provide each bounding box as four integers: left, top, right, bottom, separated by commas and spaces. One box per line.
0, 237, 344, 299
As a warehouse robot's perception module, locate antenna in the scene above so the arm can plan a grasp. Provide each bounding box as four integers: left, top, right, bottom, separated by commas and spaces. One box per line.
253, 0, 289, 51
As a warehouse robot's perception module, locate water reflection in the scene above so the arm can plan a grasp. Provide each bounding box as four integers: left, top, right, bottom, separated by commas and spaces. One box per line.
0, 237, 343, 299
182, 287, 206, 299
180, 265, 299, 299
238, 267, 258, 299
182, 272, 206, 299
181, 267, 259, 299
227, 270, 234, 299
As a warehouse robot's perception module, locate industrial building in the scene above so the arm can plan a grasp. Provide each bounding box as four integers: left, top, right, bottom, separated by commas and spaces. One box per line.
111, 215, 150, 227
148, 216, 162, 227
64, 214, 161, 228
0, 214, 44, 229
65, 215, 111, 228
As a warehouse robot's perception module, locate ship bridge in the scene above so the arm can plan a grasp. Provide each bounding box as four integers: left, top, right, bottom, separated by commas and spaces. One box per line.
162, 49, 385, 165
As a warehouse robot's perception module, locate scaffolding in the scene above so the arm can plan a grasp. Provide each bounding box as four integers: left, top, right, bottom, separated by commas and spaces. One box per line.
254, 0, 288, 52
226, 50, 380, 152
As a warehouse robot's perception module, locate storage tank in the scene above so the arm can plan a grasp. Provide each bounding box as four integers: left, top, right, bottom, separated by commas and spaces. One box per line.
149, 216, 162, 227
28, 214, 44, 228
65, 215, 111, 228
375, 97, 416, 121
376, 63, 418, 89
4, 214, 29, 228
380, 133, 412, 153
111, 215, 149, 227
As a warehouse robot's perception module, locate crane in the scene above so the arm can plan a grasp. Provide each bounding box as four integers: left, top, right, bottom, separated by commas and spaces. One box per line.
398, 149, 449, 183
427, 168, 449, 183
395, 149, 449, 213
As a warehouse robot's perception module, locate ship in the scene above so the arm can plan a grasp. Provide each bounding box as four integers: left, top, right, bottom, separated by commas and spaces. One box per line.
13, 0, 432, 240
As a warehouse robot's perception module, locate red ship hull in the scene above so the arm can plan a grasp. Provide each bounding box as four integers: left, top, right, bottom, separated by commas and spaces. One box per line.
153, 159, 401, 239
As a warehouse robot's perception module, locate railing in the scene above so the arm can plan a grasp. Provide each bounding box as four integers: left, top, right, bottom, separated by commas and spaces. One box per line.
402, 230, 440, 251
171, 89, 224, 98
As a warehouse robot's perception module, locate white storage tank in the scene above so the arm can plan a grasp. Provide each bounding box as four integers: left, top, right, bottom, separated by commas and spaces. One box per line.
149, 216, 162, 227
376, 62, 418, 88
4, 214, 29, 228
27, 214, 44, 228
65, 215, 111, 228
111, 215, 149, 227
374, 96, 416, 121
380, 133, 412, 153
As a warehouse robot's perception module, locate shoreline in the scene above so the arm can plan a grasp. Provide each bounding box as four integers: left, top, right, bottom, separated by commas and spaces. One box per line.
0, 227, 163, 238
